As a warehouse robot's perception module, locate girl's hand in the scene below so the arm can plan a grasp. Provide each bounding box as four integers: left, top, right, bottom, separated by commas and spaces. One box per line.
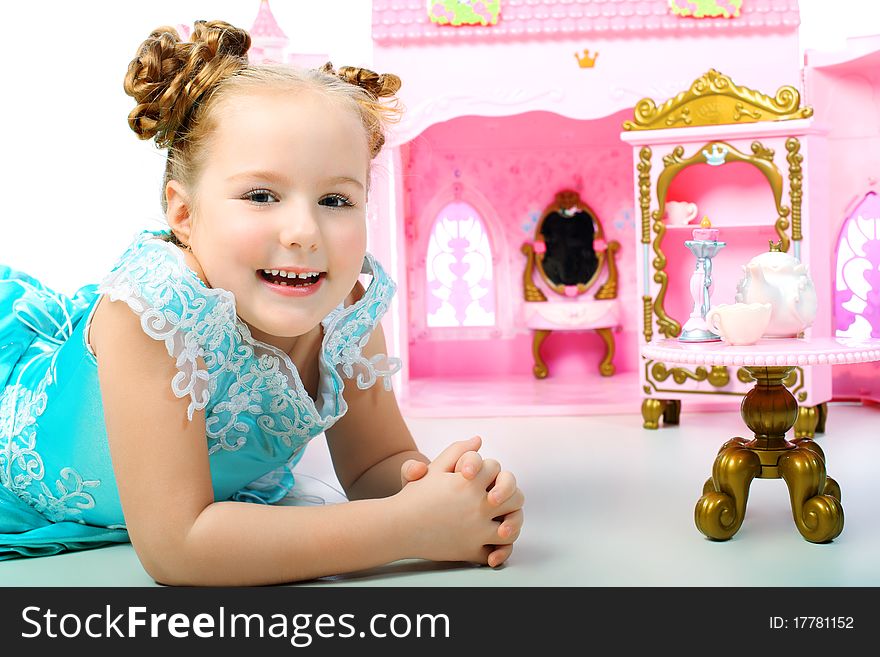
398, 437, 524, 567
399, 435, 484, 488
393, 458, 523, 566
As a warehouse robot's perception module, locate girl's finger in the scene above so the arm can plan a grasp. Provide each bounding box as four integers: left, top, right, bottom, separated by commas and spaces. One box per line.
488, 470, 517, 505
455, 450, 483, 478
496, 509, 523, 543
475, 458, 501, 489
492, 488, 526, 517
487, 544, 513, 568
400, 459, 428, 483
431, 435, 482, 472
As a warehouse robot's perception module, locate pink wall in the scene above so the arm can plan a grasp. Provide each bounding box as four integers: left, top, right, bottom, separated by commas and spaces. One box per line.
805, 44, 880, 402
402, 109, 638, 379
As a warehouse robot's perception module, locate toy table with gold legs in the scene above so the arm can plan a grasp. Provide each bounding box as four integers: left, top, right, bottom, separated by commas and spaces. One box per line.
641, 337, 880, 543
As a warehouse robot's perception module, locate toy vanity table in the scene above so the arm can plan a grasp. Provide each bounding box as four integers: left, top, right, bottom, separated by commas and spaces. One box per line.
642, 337, 880, 543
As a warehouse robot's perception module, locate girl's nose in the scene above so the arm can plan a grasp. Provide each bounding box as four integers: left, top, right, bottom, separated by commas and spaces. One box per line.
279, 205, 320, 252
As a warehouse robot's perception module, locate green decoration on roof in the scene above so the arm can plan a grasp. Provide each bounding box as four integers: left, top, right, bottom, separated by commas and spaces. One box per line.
428, 0, 501, 27
669, 0, 743, 19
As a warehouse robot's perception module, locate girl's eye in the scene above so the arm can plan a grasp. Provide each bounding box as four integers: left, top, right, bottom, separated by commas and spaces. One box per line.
242, 189, 279, 204
319, 194, 355, 209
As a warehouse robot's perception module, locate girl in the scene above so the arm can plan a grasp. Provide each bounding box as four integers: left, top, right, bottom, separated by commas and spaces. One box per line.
0, 20, 524, 585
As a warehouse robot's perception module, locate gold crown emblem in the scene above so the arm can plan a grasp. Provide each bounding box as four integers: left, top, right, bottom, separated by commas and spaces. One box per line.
574, 49, 599, 68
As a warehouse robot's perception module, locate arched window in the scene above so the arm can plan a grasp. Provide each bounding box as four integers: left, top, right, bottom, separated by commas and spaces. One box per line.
835, 192, 880, 338
425, 201, 496, 328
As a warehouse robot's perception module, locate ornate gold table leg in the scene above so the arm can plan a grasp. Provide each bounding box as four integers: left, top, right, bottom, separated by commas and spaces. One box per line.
642, 399, 680, 429
594, 327, 615, 377
696, 437, 762, 540
662, 399, 681, 425
794, 405, 820, 439
792, 439, 841, 501
531, 330, 550, 379
642, 399, 664, 430
696, 366, 844, 542
816, 402, 828, 434
779, 438, 844, 543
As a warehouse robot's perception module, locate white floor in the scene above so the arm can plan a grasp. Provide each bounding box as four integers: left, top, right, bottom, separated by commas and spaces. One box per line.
3, 402, 880, 587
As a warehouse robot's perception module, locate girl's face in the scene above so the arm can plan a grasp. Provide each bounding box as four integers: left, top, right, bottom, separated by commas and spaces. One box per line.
181, 89, 370, 352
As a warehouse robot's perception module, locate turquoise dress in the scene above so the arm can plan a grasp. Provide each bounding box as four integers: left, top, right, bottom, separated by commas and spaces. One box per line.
0, 230, 399, 560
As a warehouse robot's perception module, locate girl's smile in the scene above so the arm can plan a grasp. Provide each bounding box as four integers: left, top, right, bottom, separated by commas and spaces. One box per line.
257, 268, 326, 297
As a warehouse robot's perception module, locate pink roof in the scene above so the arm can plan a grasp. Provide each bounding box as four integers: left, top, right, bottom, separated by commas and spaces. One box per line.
373, 0, 800, 44
251, 0, 288, 40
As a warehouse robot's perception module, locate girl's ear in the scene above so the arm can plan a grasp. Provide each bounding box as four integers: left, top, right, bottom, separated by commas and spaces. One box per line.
165, 180, 194, 247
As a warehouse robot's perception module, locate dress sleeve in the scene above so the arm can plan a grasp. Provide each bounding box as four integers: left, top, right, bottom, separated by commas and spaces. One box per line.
96, 232, 237, 421
322, 253, 402, 393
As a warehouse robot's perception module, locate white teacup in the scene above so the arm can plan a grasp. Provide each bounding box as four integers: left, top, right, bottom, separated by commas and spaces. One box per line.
665, 201, 698, 226
706, 303, 772, 346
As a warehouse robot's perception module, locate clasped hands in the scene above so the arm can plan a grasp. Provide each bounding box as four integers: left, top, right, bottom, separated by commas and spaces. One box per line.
398, 436, 524, 568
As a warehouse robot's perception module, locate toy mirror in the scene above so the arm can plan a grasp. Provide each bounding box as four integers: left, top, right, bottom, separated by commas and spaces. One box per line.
534, 190, 604, 295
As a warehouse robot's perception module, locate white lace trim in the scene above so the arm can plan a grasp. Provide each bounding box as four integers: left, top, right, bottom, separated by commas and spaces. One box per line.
96, 232, 399, 454
97, 239, 217, 420
1, 371, 101, 522
323, 256, 402, 395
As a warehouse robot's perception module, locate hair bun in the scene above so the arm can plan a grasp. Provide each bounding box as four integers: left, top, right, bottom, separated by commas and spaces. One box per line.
331, 64, 402, 98
190, 19, 251, 60
124, 20, 250, 148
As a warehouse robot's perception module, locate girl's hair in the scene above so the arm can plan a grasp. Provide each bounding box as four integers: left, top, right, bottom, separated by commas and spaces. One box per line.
123, 20, 401, 213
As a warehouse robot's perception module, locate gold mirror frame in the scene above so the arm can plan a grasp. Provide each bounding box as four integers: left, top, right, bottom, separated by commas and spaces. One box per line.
532, 190, 606, 297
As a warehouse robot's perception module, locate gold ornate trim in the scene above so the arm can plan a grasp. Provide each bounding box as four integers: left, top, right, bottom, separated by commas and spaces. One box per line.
649, 198, 681, 338
785, 366, 807, 402
646, 361, 730, 388
787, 137, 803, 242
707, 366, 730, 388
623, 69, 813, 131
520, 243, 547, 302
653, 271, 680, 338
595, 240, 620, 300
642, 295, 653, 343
647, 362, 732, 390
639, 147, 652, 244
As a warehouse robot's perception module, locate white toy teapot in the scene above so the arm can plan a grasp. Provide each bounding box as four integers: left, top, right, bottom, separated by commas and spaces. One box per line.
734, 241, 817, 338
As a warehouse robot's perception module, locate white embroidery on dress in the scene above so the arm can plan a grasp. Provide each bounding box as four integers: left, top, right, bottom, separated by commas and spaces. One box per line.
96, 234, 399, 459
0, 371, 100, 523
324, 255, 402, 392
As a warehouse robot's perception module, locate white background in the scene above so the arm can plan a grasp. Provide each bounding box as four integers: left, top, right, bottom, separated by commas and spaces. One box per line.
1, 0, 878, 293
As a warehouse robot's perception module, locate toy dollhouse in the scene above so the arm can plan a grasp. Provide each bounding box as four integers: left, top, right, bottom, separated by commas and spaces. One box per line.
368, 0, 825, 418
229, 1, 878, 423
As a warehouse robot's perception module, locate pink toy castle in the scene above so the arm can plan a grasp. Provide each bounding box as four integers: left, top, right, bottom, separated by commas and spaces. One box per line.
178, 1, 330, 69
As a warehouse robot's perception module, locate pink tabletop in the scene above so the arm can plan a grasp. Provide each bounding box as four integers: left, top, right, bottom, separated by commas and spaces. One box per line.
641, 337, 880, 368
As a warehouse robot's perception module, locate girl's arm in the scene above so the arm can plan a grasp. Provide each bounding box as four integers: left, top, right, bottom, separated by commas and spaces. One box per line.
323, 316, 429, 501
94, 296, 417, 586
